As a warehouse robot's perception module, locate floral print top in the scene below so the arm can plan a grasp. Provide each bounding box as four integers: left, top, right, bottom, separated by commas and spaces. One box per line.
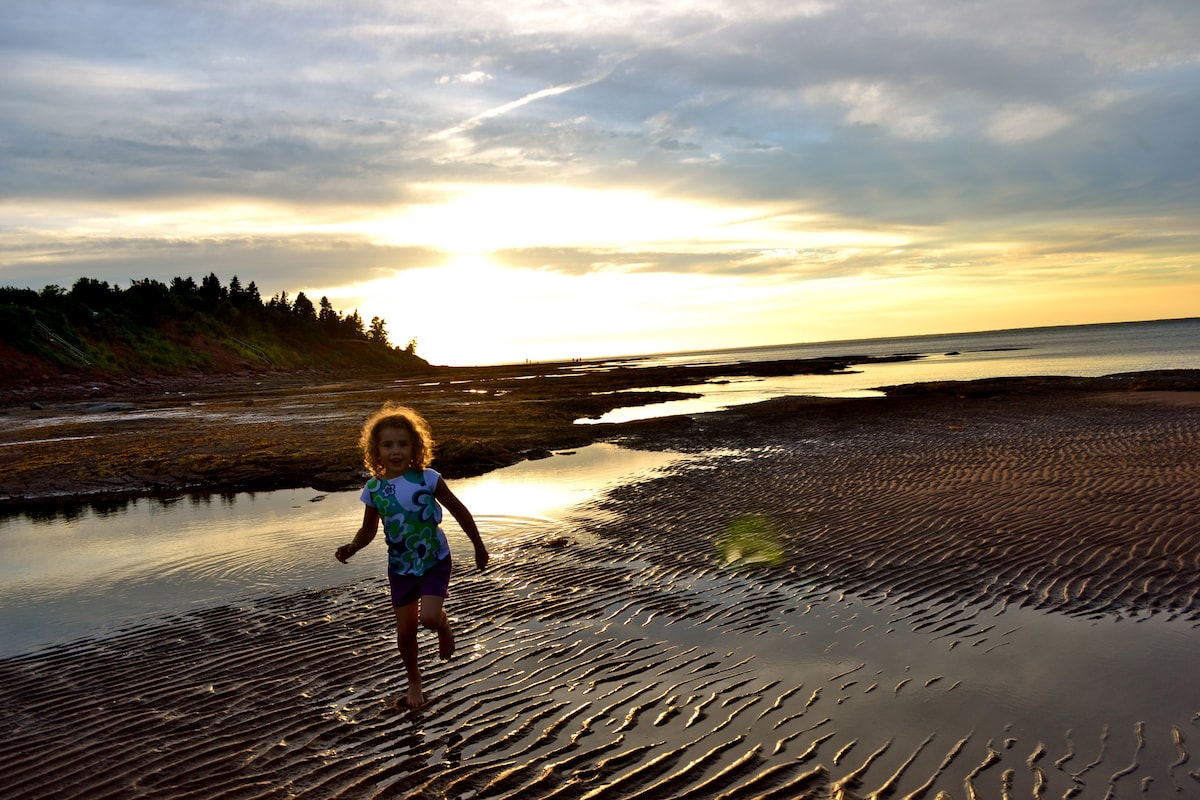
361, 469, 451, 576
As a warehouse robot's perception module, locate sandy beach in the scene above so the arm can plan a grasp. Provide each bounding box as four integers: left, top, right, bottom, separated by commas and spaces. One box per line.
2, 370, 1200, 798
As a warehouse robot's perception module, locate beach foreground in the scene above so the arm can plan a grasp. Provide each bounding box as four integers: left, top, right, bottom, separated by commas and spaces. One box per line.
2, 378, 1200, 798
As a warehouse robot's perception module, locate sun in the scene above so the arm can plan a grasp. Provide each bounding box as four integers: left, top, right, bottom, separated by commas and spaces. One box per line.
345, 254, 545, 364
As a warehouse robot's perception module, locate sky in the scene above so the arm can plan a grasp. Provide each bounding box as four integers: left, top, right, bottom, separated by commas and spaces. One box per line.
2, 1, 1198, 365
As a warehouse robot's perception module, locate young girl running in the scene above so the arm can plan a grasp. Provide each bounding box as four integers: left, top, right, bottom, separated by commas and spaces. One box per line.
335, 403, 489, 709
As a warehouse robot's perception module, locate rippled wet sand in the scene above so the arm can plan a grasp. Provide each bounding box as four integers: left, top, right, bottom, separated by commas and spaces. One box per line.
3, 389, 1200, 798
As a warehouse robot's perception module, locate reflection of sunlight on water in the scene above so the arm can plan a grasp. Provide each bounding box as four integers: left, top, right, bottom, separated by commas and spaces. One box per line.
0, 442, 686, 656
579, 375, 884, 424
578, 345, 1109, 425
451, 442, 687, 522
577, 325, 1200, 425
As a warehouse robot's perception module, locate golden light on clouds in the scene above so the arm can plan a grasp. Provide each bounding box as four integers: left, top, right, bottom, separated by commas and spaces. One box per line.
345, 183, 918, 285
3, 1, 1196, 366
309, 178, 1198, 365
359, 184, 808, 254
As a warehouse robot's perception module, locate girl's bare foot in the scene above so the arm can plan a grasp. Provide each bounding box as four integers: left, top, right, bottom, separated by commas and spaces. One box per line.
438, 624, 455, 660
406, 676, 426, 709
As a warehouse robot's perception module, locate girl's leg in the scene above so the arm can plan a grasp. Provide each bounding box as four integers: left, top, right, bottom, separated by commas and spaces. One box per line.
419, 594, 455, 660
392, 601, 424, 708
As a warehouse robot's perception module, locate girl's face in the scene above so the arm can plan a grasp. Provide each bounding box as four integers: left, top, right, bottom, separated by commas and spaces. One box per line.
376, 424, 417, 477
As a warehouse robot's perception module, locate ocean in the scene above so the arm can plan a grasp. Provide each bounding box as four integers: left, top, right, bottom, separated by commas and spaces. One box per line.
580, 317, 1200, 423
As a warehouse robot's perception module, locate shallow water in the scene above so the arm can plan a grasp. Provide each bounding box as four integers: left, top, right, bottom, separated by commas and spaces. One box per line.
0, 442, 688, 656
3, 433, 1199, 798
4, 441, 1195, 707
580, 317, 1200, 423
620, 575, 1200, 792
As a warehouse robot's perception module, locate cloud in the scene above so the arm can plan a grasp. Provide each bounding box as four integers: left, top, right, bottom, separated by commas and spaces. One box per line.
1, 0, 1197, 362
429, 74, 609, 140
0, 232, 449, 297
436, 71, 494, 87
6, 2, 1196, 213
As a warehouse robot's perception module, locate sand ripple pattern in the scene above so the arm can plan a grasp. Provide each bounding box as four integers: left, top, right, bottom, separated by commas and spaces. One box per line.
2, 394, 1199, 798
608, 396, 1200, 623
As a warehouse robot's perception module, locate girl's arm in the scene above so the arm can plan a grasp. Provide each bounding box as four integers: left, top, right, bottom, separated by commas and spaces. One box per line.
436, 480, 489, 571
335, 505, 380, 563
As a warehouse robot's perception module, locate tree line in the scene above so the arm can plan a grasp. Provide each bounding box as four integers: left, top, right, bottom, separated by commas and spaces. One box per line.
0, 272, 422, 376
3, 272, 406, 347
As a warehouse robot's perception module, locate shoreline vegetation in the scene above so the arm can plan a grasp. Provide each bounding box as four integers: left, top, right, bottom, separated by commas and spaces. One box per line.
0, 273, 429, 391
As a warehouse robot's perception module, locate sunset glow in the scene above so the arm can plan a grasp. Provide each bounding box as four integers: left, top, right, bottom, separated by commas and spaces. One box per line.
2, 2, 1197, 365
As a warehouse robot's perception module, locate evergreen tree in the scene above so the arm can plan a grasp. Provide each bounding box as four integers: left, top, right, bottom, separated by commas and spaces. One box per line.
244, 281, 262, 307
199, 272, 226, 305
343, 310, 366, 340
170, 276, 198, 296
293, 291, 316, 322
70, 277, 116, 311
318, 296, 340, 335
368, 316, 389, 346
124, 278, 172, 322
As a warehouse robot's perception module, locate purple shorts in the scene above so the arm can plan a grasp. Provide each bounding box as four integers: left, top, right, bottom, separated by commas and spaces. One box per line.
388, 555, 452, 607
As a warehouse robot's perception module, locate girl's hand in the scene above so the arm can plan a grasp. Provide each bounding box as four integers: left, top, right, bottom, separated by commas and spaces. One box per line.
335, 543, 356, 563
474, 543, 489, 572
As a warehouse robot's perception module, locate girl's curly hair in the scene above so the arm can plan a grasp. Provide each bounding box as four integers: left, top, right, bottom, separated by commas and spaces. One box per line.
359, 403, 434, 477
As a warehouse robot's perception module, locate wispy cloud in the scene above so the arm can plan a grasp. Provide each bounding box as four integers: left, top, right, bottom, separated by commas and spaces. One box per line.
429, 70, 618, 140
